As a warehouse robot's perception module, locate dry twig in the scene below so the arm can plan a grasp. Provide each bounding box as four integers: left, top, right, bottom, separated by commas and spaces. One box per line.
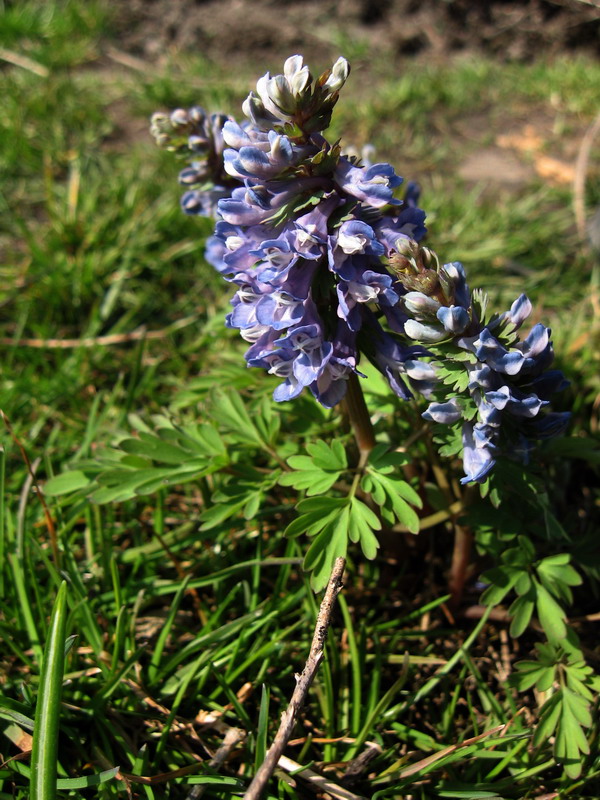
573, 110, 600, 241
1, 410, 60, 568
0, 46, 48, 77
277, 755, 366, 800
0, 315, 198, 349
243, 557, 346, 800
187, 727, 246, 799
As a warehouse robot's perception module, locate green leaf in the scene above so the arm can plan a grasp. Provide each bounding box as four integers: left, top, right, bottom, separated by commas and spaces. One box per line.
363, 469, 421, 533
508, 592, 534, 637
537, 557, 582, 587
0, 698, 34, 731
284, 509, 339, 539
119, 435, 191, 464
535, 581, 567, 641
510, 659, 549, 692
565, 667, 596, 703
366, 444, 408, 471
535, 666, 557, 692
533, 692, 562, 745
515, 572, 532, 595
210, 389, 267, 448
350, 498, 381, 533
285, 455, 318, 471
306, 439, 347, 470
303, 506, 349, 591
253, 684, 270, 774
296, 496, 348, 513
562, 682, 592, 729
349, 498, 381, 559
200, 497, 249, 530
279, 467, 340, 495
243, 491, 261, 520
358, 525, 379, 560
480, 566, 520, 606
43, 470, 91, 496
554, 686, 590, 778
281, 440, 347, 495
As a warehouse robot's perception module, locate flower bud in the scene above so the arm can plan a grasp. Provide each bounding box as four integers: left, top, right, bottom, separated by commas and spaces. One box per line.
404, 360, 438, 381
265, 75, 296, 114
170, 108, 190, 128
284, 55, 311, 95
403, 292, 440, 318
404, 319, 447, 343
323, 57, 350, 94
423, 400, 463, 424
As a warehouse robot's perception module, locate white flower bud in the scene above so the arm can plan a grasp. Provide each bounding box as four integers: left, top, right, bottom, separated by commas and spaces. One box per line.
323, 57, 350, 94
403, 292, 440, 318
284, 55, 310, 95
404, 319, 447, 343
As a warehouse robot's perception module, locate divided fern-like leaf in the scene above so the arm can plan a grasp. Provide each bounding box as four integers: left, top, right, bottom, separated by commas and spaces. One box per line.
279, 438, 347, 495
361, 448, 422, 533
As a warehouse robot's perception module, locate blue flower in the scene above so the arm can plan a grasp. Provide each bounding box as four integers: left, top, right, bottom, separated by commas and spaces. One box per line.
460, 423, 496, 484
334, 160, 403, 208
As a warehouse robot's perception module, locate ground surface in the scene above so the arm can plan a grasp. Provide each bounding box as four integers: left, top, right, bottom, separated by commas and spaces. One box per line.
116, 0, 599, 64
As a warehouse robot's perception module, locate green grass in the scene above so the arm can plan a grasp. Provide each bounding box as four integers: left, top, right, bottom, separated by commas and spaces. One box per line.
1, 2, 600, 797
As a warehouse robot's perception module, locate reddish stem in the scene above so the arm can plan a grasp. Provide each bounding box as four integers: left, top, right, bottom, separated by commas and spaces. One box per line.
342, 372, 376, 468
448, 524, 473, 610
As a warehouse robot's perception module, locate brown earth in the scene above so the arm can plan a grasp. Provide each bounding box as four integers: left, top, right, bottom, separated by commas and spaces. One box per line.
114, 0, 599, 66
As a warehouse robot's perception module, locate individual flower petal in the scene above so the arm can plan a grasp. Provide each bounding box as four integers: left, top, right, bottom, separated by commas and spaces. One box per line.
322, 56, 350, 93
284, 54, 311, 94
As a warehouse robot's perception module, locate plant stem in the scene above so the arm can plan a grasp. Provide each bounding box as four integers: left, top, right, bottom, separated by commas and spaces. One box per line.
342, 373, 376, 469
447, 484, 478, 609
448, 524, 473, 610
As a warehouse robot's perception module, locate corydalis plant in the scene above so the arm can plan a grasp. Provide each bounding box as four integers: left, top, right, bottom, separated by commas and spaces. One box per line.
151, 55, 568, 484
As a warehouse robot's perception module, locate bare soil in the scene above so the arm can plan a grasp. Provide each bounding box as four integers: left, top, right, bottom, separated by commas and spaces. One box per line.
113, 0, 599, 66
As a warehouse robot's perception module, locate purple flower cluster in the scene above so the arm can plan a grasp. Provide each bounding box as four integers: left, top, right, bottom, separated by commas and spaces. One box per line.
398, 251, 570, 482
198, 55, 429, 408
153, 54, 569, 483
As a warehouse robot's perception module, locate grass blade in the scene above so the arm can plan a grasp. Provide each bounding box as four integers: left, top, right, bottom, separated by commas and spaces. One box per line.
338, 594, 362, 735
30, 580, 68, 800
254, 684, 270, 772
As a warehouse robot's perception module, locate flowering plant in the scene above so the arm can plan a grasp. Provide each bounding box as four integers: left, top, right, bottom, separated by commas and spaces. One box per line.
151, 54, 568, 488
34, 53, 593, 791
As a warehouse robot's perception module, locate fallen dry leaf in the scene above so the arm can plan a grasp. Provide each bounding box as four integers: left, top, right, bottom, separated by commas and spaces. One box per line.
496, 124, 544, 153
534, 155, 575, 184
